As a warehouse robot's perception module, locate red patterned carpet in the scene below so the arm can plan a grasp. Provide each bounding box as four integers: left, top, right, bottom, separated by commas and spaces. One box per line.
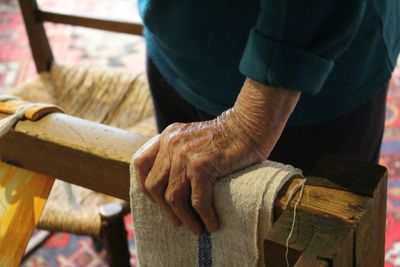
1, 1, 400, 266
383, 65, 400, 267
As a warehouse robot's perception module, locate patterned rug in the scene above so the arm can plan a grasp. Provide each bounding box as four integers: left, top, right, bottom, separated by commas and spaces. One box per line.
383, 63, 400, 267
1, 0, 400, 266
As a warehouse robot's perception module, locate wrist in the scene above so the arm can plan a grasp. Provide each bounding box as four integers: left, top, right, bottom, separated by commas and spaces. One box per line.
225, 78, 300, 157
214, 109, 268, 168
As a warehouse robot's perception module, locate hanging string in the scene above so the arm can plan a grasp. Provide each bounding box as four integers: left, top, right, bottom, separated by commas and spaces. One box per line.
285, 179, 306, 267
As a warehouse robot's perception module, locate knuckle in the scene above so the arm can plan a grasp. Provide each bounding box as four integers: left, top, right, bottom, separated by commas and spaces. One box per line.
165, 191, 181, 206
168, 134, 181, 147
162, 123, 187, 147
164, 122, 183, 134
162, 133, 180, 149
170, 122, 185, 129
144, 180, 158, 194
188, 158, 218, 183
190, 158, 209, 174
180, 143, 192, 155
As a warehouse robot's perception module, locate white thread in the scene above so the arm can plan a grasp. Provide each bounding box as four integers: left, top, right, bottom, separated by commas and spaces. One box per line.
285, 179, 306, 267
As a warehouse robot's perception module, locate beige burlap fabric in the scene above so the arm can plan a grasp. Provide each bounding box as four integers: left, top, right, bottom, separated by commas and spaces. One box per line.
130, 137, 302, 267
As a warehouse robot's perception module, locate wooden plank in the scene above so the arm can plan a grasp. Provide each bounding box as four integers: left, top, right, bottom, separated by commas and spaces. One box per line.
268, 155, 387, 266
264, 208, 354, 267
0, 162, 54, 267
294, 232, 353, 267
0, 112, 386, 265
37, 10, 144, 36
263, 239, 302, 267
0, 113, 149, 202
0, 112, 381, 224
274, 177, 370, 226
293, 234, 330, 267
0, 111, 372, 217
354, 168, 387, 267
18, 0, 53, 72
310, 154, 387, 267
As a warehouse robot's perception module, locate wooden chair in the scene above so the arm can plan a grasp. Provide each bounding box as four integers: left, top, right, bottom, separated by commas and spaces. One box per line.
0, 105, 388, 266
13, 1, 156, 266
2, 1, 387, 266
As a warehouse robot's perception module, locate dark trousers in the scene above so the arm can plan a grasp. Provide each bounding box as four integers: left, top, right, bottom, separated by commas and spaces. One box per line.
146, 58, 388, 174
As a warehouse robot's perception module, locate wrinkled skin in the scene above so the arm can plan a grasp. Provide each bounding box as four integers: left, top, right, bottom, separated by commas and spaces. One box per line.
134, 78, 300, 235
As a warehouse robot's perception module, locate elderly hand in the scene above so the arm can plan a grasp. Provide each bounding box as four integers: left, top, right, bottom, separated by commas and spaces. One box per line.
134, 78, 300, 235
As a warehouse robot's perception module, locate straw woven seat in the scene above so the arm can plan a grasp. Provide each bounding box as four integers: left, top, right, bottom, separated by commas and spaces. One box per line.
12, 64, 156, 131
11, 63, 157, 265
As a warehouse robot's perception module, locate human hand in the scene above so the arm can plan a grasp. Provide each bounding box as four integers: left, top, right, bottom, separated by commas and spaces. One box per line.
133, 112, 266, 234
134, 78, 300, 235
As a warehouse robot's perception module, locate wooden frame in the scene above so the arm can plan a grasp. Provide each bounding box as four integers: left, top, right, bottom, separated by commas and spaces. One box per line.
18, 0, 143, 73
12, 1, 388, 265
0, 113, 147, 201
267, 156, 387, 266
0, 112, 387, 266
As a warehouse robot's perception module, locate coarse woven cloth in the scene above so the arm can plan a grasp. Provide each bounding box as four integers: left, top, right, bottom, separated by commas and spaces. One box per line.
130, 135, 302, 267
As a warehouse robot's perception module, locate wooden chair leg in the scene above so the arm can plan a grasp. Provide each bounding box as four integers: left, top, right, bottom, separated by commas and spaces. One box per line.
99, 203, 131, 267
91, 236, 104, 252
18, 0, 54, 72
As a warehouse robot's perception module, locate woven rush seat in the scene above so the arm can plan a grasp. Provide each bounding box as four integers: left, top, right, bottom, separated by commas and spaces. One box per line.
12, 64, 156, 131
39, 181, 125, 237
11, 63, 157, 262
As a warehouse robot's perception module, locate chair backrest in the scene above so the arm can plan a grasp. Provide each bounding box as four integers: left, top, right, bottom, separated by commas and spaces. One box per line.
18, 0, 144, 73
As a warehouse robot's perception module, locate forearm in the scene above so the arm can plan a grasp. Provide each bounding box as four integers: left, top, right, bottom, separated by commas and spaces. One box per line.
222, 78, 300, 159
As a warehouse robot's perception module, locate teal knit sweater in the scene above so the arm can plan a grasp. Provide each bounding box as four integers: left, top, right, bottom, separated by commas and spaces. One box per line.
139, 0, 400, 126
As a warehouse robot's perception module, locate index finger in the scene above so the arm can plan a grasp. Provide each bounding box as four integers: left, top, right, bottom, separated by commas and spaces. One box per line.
133, 135, 160, 198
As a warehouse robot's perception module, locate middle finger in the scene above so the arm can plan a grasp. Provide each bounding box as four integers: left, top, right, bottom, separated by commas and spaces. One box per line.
145, 152, 182, 227
166, 161, 202, 235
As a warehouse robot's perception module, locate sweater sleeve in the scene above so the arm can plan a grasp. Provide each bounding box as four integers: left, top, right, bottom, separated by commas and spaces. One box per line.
239, 0, 367, 95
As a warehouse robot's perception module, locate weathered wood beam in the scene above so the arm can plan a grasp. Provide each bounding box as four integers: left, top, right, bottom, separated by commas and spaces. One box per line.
309, 155, 387, 267
0, 114, 386, 225
267, 155, 387, 267
0, 113, 387, 265
0, 113, 149, 201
